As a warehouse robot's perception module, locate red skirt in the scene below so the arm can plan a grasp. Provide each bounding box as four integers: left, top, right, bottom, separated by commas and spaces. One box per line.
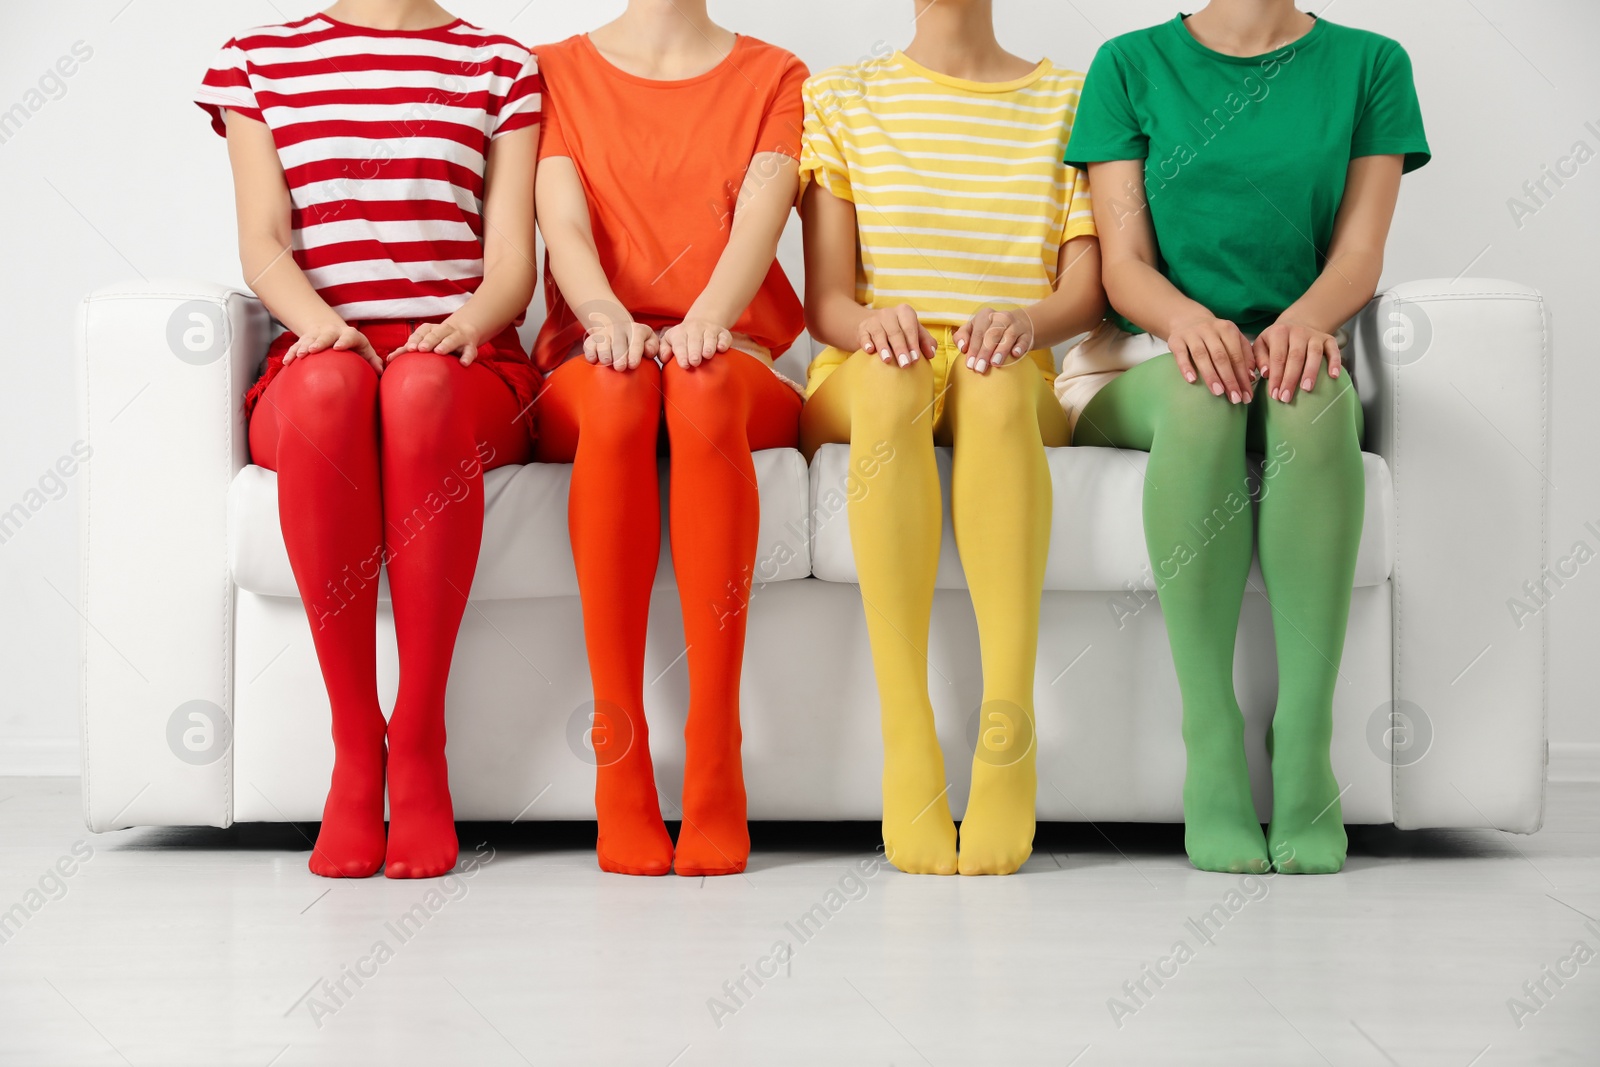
242, 319, 541, 441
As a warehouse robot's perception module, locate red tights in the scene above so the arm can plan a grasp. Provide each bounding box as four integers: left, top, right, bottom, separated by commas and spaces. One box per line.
250, 342, 531, 878
536, 351, 801, 875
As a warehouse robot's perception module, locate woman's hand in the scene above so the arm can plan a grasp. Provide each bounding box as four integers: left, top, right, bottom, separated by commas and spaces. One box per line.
388, 317, 484, 366
283, 323, 382, 374
859, 303, 936, 367
1252, 318, 1342, 403
956, 306, 1035, 374
582, 305, 658, 371
1167, 313, 1256, 404
659, 318, 732, 369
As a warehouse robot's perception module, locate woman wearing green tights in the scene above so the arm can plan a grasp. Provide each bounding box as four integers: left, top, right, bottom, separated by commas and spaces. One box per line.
1058, 1, 1429, 874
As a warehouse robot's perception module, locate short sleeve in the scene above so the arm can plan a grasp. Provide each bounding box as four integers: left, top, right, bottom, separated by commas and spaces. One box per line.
1352, 40, 1430, 173
1061, 164, 1097, 243
756, 54, 808, 159
195, 38, 261, 137
536, 76, 569, 160
1063, 43, 1147, 169
798, 74, 853, 204
492, 52, 543, 139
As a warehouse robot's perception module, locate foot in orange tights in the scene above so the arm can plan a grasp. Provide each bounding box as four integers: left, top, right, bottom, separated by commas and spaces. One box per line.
595, 740, 674, 876
309, 737, 387, 879
674, 748, 749, 876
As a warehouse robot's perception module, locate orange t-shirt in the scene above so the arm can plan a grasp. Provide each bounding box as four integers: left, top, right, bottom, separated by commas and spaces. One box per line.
531, 34, 808, 373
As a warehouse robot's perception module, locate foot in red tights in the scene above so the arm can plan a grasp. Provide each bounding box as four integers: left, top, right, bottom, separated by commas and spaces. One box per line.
309, 733, 388, 879
383, 719, 458, 879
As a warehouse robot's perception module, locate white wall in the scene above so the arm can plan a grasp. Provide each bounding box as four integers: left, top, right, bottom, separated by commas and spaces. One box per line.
2, 1, 1596, 775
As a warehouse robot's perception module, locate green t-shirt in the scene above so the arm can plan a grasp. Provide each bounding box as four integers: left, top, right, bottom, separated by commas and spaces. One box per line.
1065, 14, 1430, 336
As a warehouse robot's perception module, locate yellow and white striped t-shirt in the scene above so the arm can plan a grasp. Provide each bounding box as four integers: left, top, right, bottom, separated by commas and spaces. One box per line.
799, 52, 1096, 328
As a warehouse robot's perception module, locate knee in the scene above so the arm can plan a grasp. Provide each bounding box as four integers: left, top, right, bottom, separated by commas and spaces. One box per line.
379, 353, 466, 454
1266, 382, 1362, 462
272, 348, 377, 429
578, 363, 662, 454
849, 353, 934, 433
950, 360, 1037, 433
1155, 375, 1247, 451
663, 359, 745, 448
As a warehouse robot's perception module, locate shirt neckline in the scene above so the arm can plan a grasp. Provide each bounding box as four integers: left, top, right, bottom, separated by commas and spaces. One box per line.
1169, 11, 1325, 64
312, 13, 467, 38
578, 32, 748, 88
891, 50, 1052, 93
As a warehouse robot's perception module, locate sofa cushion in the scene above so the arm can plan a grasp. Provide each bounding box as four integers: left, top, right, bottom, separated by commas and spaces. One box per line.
229, 448, 813, 600
808, 444, 1394, 590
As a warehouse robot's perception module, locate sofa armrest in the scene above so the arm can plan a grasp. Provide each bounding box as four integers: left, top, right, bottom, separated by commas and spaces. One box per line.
1350, 278, 1549, 831
78, 281, 270, 830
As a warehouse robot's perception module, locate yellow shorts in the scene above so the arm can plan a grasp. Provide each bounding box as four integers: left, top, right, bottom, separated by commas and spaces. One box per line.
803, 326, 1056, 426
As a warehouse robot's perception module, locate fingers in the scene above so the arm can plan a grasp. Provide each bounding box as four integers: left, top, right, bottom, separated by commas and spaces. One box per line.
957, 306, 990, 359
882, 308, 914, 367
290, 327, 337, 362
1231, 323, 1257, 394
994, 322, 1025, 368
1327, 335, 1343, 380
1264, 329, 1287, 401
1280, 334, 1308, 403
457, 342, 477, 367
973, 322, 1022, 374
1201, 331, 1243, 402
971, 321, 1001, 372
862, 318, 891, 362
1190, 342, 1225, 398
623, 327, 646, 371
1214, 326, 1248, 403
863, 307, 931, 368
1170, 336, 1198, 384
339, 331, 381, 374
1300, 336, 1332, 394
964, 309, 1030, 375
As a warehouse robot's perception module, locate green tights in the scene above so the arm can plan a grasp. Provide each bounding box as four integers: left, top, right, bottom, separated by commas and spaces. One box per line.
1074, 354, 1365, 874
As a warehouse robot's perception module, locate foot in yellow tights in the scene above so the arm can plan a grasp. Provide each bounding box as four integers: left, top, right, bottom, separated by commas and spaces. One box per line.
958, 700, 1037, 875
881, 700, 958, 875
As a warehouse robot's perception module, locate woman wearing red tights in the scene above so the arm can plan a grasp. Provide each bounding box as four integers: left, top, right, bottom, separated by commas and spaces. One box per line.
534, 1, 807, 876
198, 0, 542, 878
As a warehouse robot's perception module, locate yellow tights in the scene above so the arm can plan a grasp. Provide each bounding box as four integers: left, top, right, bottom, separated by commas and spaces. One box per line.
801, 337, 1067, 875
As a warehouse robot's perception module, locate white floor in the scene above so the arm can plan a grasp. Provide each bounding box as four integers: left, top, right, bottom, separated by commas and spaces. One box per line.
0, 778, 1596, 1066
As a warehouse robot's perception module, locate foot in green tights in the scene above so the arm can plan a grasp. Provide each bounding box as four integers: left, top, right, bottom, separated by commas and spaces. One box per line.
1184, 714, 1271, 874
1266, 722, 1348, 873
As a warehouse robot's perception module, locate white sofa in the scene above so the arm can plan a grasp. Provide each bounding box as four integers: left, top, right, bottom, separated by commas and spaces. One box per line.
76, 278, 1549, 834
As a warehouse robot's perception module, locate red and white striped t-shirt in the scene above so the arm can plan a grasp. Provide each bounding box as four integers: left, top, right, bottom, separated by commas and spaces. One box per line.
196, 15, 541, 322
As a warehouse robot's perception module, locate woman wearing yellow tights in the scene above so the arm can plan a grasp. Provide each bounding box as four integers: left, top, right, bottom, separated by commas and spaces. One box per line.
798, 0, 1105, 875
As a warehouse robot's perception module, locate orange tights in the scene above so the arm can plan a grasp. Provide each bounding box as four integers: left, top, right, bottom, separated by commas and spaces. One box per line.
535, 350, 801, 875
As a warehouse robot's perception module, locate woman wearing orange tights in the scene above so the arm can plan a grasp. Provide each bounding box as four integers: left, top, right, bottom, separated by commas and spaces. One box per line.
533, 2, 807, 876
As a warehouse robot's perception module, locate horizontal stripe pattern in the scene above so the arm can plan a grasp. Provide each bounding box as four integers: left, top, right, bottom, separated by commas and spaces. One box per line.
800, 55, 1097, 326
196, 15, 540, 321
